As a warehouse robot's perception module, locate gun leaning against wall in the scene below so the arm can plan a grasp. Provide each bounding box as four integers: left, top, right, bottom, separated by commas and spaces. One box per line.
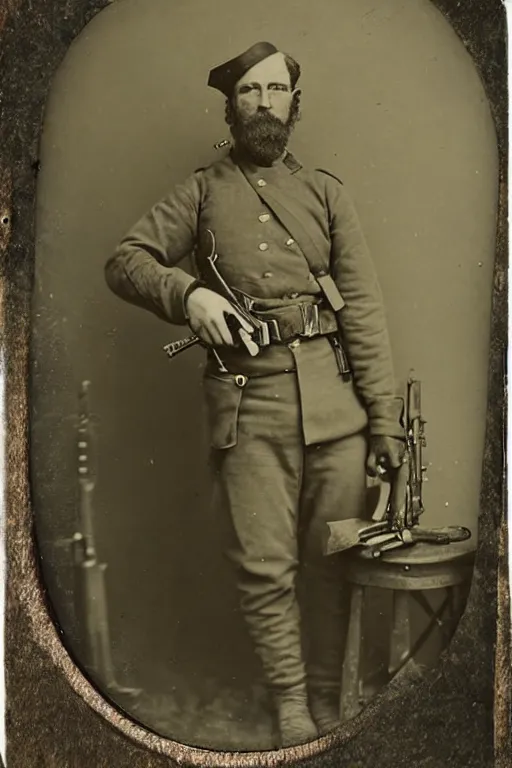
71, 380, 139, 697
324, 373, 472, 559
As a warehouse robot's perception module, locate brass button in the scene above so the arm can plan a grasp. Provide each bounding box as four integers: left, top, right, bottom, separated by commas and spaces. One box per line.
289, 292, 299, 299
286, 237, 295, 246
263, 271, 273, 278
257, 179, 267, 187
259, 242, 269, 251
288, 339, 301, 348
259, 213, 270, 223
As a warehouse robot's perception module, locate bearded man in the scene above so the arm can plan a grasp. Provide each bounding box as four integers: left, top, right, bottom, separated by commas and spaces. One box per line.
105, 42, 405, 748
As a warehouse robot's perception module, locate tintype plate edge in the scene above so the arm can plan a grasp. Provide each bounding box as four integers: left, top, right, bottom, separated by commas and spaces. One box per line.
0, 0, 508, 766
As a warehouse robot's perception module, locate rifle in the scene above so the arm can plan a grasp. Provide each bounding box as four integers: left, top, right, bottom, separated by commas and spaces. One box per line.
162, 229, 278, 367
70, 381, 140, 697
324, 373, 471, 559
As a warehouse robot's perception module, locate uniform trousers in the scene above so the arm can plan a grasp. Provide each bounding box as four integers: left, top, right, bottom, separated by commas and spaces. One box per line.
210, 367, 368, 698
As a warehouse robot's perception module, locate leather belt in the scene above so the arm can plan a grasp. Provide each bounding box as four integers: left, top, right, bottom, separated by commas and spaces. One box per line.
251, 302, 338, 345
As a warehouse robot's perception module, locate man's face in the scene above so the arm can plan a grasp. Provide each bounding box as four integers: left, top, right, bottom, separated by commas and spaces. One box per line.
233, 52, 295, 124
228, 52, 300, 166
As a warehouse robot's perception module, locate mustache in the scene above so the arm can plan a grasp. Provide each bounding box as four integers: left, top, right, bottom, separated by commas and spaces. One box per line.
239, 109, 286, 125
237, 109, 295, 132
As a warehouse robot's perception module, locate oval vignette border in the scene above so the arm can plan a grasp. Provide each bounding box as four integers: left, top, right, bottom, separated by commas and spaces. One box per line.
0, 1, 509, 767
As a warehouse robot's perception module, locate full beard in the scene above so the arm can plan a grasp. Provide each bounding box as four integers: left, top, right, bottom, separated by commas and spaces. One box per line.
231, 110, 295, 167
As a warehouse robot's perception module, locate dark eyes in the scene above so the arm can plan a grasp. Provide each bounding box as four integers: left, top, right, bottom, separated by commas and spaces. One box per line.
238, 83, 290, 94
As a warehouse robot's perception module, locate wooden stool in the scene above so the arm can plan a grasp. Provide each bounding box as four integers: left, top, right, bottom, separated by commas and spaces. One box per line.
340, 539, 476, 721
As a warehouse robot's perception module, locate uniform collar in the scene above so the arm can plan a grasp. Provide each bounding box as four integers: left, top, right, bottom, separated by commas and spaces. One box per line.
230, 146, 302, 175
282, 151, 302, 173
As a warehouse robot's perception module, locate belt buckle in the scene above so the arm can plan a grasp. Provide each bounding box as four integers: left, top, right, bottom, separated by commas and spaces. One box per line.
266, 318, 281, 342
300, 303, 319, 338
255, 319, 281, 346
257, 321, 270, 347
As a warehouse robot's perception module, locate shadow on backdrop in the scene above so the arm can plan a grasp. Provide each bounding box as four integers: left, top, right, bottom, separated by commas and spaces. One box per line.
30, 0, 498, 752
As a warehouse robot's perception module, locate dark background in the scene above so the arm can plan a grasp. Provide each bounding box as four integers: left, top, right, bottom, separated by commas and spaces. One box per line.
29, 0, 498, 749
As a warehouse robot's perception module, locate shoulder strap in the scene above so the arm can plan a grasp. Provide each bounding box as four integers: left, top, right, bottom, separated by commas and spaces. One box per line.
235, 164, 345, 312
236, 164, 325, 269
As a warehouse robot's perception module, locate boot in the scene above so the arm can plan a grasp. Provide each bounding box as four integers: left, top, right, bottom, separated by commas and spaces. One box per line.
309, 689, 341, 735
274, 686, 318, 748
303, 576, 346, 736
296, 537, 354, 736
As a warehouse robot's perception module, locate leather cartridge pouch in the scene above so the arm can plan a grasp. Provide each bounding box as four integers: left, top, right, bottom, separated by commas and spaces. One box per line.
202, 372, 247, 449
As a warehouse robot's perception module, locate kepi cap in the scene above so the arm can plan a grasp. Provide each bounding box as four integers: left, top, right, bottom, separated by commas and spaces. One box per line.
208, 42, 280, 96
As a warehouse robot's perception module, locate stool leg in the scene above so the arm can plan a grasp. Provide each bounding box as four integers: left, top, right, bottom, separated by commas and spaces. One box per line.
340, 584, 364, 722
446, 585, 462, 641
389, 590, 410, 677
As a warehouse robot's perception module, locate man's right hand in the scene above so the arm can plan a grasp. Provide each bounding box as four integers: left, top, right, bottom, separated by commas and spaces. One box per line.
185, 286, 254, 347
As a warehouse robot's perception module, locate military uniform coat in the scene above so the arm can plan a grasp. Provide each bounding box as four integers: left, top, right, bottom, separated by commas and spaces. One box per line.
105, 149, 403, 448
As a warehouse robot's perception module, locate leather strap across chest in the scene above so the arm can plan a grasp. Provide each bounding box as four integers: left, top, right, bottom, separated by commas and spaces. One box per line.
235, 160, 345, 313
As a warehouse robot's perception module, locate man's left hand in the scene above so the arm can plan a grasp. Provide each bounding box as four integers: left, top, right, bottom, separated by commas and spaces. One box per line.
366, 435, 406, 480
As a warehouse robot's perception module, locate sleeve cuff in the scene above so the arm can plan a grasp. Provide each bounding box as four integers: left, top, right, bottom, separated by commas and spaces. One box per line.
182, 278, 203, 321
367, 396, 406, 439
157, 268, 198, 325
